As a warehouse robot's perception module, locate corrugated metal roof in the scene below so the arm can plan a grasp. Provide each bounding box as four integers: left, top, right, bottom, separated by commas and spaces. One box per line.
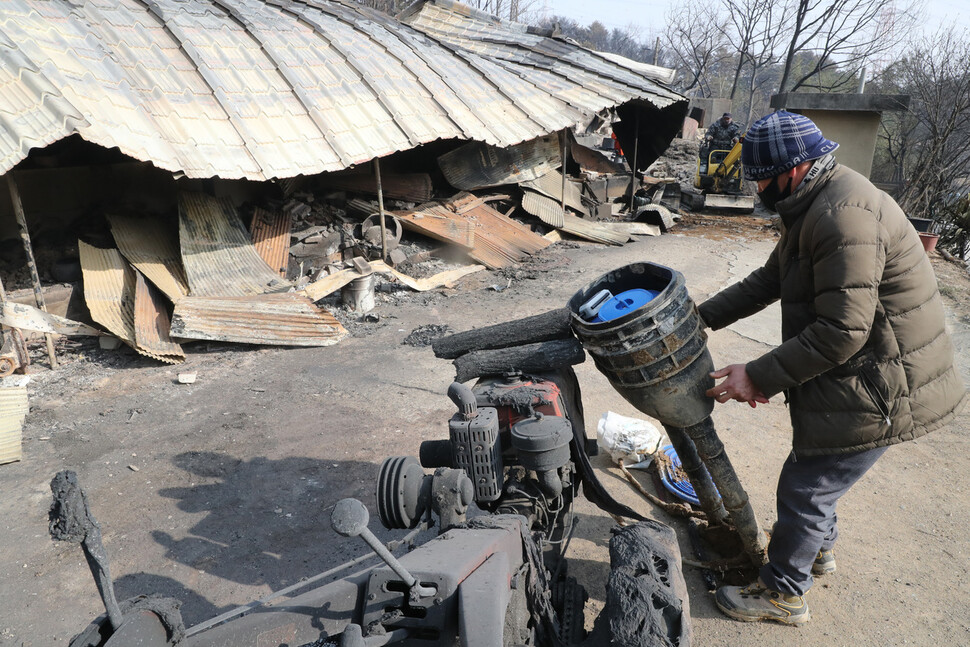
0, 0, 684, 180
400, 1, 684, 113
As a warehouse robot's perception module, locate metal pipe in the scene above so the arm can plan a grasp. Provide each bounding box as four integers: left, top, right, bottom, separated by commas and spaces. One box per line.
374, 158, 388, 263
673, 417, 768, 567
628, 111, 640, 214
662, 425, 728, 525
6, 175, 56, 368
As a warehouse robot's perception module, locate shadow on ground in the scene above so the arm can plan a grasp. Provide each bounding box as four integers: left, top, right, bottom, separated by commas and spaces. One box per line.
137, 452, 409, 625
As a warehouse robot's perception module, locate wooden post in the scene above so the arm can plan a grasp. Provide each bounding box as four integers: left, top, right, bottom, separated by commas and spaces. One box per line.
6, 175, 57, 368
374, 158, 388, 263
560, 130, 568, 217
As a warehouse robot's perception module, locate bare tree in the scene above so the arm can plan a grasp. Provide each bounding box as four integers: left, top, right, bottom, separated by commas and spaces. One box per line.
466, 0, 544, 21
718, 0, 789, 100
662, 0, 731, 95
891, 30, 970, 232
776, 0, 915, 93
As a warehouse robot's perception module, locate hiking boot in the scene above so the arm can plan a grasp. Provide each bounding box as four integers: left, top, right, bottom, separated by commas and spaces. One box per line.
715, 579, 810, 626
812, 549, 837, 576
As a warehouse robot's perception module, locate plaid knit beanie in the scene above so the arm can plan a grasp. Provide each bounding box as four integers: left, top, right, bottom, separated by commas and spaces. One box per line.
741, 111, 839, 181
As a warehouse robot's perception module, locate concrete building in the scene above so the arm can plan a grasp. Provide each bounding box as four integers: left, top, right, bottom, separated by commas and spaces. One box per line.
769, 93, 910, 179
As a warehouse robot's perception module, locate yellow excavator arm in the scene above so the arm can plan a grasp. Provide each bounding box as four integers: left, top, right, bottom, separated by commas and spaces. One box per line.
713, 138, 743, 180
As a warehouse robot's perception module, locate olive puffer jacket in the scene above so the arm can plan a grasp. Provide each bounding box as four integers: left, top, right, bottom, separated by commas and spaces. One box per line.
698, 164, 966, 456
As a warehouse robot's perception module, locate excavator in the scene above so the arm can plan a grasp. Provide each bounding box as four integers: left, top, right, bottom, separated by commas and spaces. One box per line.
691, 138, 755, 213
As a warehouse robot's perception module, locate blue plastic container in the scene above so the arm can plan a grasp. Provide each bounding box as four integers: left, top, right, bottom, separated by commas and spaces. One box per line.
593, 289, 660, 322
658, 444, 719, 506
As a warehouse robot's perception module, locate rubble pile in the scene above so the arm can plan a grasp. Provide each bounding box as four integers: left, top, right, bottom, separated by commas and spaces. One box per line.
646, 137, 701, 193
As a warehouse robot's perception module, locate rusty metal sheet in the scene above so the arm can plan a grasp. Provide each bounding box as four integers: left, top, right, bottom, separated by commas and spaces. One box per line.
397, 194, 548, 269
438, 135, 561, 191
179, 192, 291, 297
322, 170, 434, 203
170, 294, 348, 347
108, 213, 190, 303
448, 192, 551, 268
133, 272, 184, 364
78, 241, 138, 348
520, 190, 629, 246
250, 208, 290, 278
79, 241, 183, 363
521, 169, 586, 213
396, 206, 477, 251
1, 0, 684, 180
0, 385, 28, 465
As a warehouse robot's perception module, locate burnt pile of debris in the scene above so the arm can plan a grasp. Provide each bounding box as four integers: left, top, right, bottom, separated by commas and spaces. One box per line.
0, 126, 692, 379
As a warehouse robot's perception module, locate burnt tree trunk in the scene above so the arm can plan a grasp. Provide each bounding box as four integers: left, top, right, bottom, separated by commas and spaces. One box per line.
432, 308, 573, 359
453, 338, 585, 383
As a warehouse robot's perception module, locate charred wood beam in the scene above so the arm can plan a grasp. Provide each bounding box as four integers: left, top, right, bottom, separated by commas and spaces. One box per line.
453, 338, 585, 383
432, 308, 573, 359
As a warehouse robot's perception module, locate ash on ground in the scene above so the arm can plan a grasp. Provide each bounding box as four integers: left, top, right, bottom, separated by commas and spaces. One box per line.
402, 324, 454, 347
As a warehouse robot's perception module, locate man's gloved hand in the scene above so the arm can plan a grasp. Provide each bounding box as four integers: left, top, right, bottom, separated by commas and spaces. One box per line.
706, 364, 769, 408
731, 137, 739, 144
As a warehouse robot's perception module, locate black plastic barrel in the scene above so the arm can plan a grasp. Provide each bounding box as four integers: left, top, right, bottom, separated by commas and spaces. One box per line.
567, 263, 715, 428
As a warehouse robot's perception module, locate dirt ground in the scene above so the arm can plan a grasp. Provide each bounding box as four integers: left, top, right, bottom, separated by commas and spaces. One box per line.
1, 216, 968, 646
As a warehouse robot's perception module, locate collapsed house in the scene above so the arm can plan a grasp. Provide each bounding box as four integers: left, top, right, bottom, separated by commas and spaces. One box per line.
0, 0, 687, 460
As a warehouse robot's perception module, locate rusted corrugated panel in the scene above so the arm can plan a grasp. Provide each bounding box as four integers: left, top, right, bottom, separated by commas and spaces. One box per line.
395, 192, 552, 270
0, 385, 28, 465
323, 171, 434, 203
79, 241, 183, 363
250, 208, 290, 278
521, 190, 629, 246
108, 213, 190, 303
170, 294, 348, 347
521, 190, 565, 229
438, 135, 561, 190
133, 272, 184, 364
396, 206, 477, 251
78, 241, 138, 348
179, 192, 291, 297
402, 192, 552, 269
521, 169, 586, 213
1, 0, 684, 180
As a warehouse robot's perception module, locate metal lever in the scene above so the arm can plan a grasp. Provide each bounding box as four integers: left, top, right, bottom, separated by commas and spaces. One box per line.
331, 498, 436, 600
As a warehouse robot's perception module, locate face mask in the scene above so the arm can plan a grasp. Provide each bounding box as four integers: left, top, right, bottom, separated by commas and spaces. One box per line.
758, 175, 793, 212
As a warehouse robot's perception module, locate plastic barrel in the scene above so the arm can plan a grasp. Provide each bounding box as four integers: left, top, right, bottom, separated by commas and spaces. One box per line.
568, 262, 715, 427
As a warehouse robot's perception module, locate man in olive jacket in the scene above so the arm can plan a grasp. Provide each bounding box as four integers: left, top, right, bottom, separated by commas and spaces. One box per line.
698, 111, 966, 625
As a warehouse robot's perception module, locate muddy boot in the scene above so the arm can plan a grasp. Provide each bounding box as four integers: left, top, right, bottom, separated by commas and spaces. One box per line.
715, 579, 810, 626
812, 549, 837, 575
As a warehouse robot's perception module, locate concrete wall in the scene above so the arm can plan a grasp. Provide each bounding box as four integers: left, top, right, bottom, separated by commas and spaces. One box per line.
798, 109, 881, 178
689, 98, 734, 132
770, 94, 910, 180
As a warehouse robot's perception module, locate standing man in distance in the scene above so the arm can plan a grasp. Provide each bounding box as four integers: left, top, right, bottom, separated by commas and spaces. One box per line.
697, 110, 966, 625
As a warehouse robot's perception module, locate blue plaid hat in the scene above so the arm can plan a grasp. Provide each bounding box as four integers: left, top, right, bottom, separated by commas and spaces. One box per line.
741, 111, 839, 181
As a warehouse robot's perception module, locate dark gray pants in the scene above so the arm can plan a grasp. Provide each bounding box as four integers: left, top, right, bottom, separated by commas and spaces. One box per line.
759, 446, 889, 596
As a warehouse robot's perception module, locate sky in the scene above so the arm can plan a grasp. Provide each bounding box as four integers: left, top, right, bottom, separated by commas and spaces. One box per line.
543, 0, 970, 39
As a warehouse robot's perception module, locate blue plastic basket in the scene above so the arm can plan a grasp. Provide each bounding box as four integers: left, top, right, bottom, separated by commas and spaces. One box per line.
658, 444, 718, 506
